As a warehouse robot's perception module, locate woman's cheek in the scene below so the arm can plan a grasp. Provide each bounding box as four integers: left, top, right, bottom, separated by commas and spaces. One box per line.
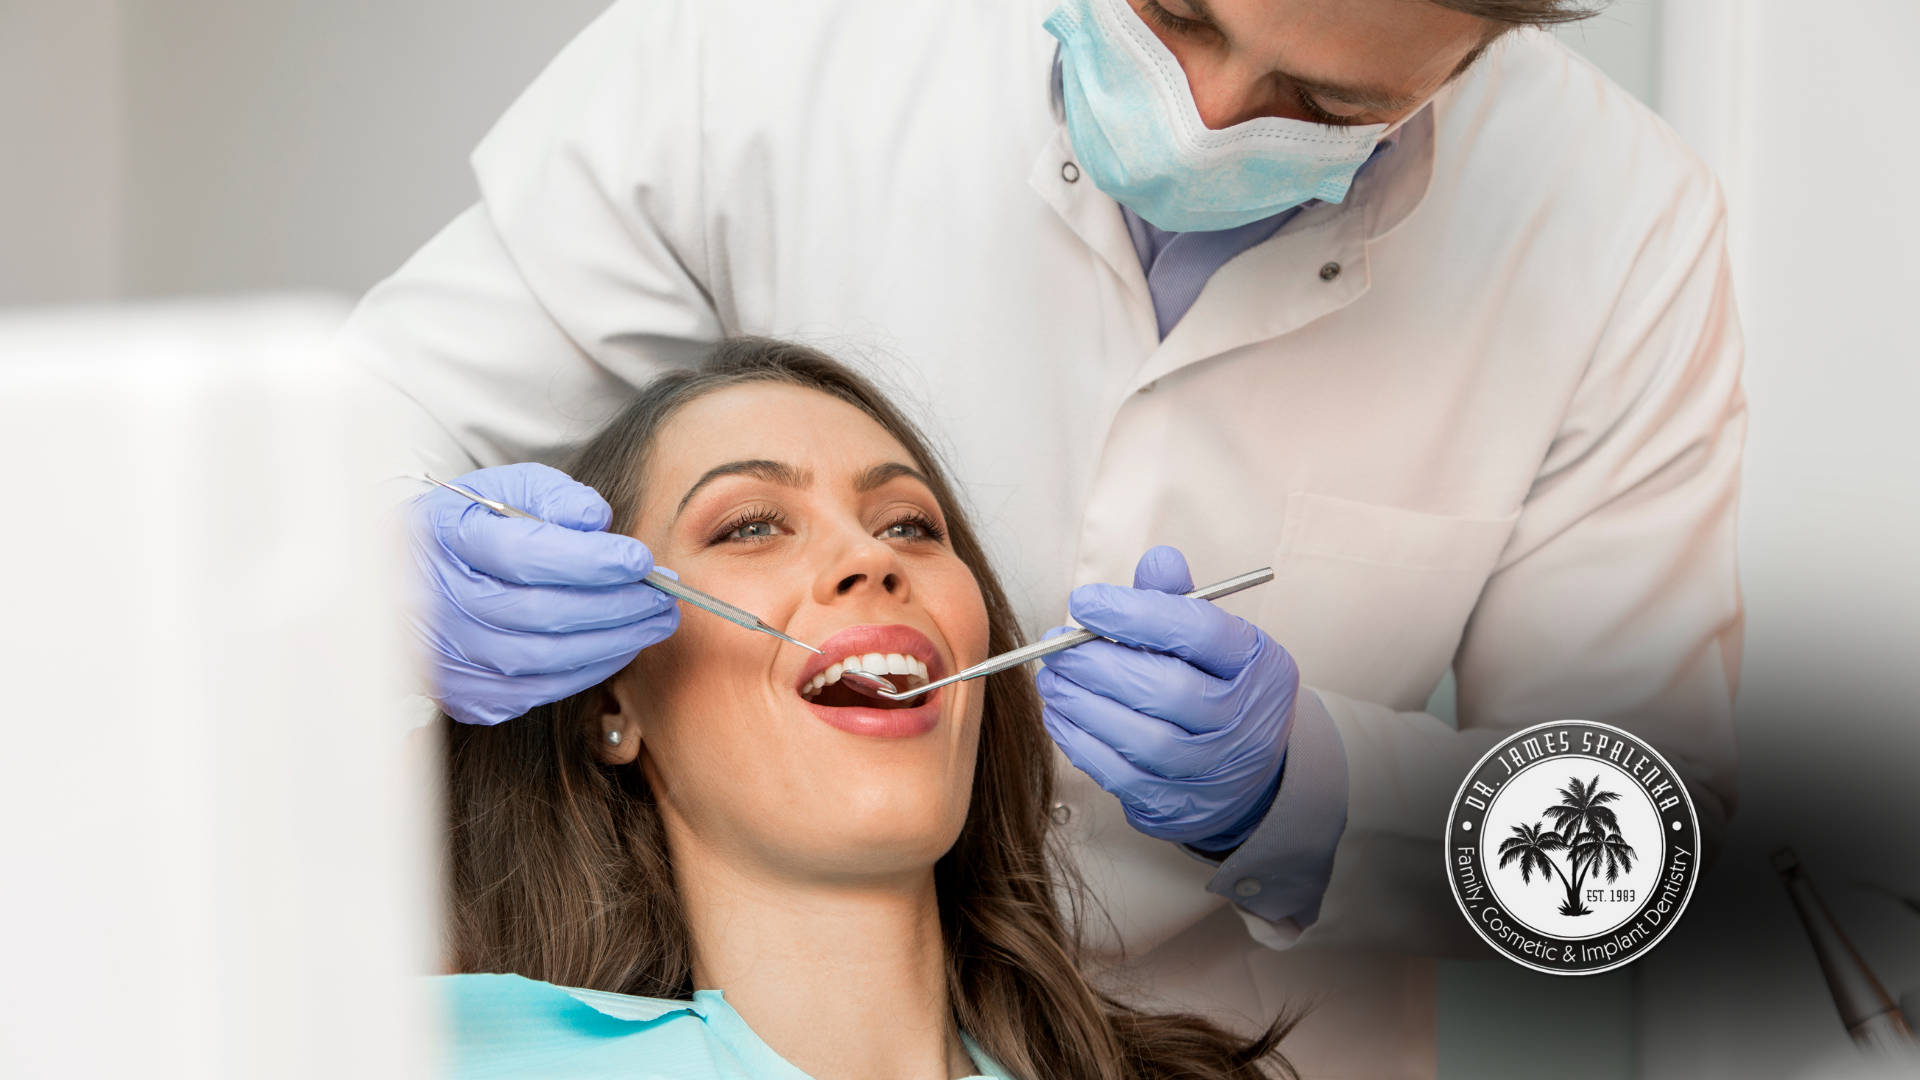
629, 622, 721, 752
933, 562, 992, 668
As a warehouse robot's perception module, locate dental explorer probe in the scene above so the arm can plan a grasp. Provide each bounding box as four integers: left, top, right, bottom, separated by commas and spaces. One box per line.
837, 567, 1275, 701
424, 475, 824, 655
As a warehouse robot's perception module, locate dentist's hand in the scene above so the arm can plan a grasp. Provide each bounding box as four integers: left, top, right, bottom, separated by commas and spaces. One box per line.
1037, 546, 1299, 848
404, 463, 680, 725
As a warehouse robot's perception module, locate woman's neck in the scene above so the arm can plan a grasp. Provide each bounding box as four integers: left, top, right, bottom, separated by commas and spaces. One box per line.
672, 828, 972, 1080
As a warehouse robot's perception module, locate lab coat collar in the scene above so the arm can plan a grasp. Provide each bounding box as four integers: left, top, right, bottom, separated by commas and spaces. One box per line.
1028, 88, 1442, 391
1141, 99, 1438, 389
1029, 124, 1160, 346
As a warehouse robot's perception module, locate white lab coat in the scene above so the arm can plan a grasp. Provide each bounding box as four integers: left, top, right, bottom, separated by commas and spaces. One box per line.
340, 0, 1743, 1075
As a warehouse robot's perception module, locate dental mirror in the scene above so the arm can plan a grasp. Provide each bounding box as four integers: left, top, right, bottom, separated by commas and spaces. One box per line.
838, 667, 911, 698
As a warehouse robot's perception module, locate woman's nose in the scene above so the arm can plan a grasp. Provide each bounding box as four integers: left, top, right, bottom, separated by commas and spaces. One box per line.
814, 535, 910, 606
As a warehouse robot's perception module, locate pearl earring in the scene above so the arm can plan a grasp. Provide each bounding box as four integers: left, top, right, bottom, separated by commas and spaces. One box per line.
605, 729, 623, 746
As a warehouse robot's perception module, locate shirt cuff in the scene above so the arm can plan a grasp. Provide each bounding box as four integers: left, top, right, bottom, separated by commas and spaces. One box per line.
1201, 689, 1349, 927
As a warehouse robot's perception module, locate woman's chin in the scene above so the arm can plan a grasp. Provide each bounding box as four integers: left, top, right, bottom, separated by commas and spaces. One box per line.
773, 822, 965, 882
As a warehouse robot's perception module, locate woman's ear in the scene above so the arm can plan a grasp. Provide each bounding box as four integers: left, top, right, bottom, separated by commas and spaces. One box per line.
592, 676, 643, 765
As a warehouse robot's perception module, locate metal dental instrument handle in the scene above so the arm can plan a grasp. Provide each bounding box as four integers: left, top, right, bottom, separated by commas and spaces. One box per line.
424, 475, 824, 655
425, 474, 542, 519
635, 569, 824, 655
838, 567, 1276, 700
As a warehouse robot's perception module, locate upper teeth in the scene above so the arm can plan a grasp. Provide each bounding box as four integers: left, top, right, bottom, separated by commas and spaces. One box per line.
803, 653, 930, 697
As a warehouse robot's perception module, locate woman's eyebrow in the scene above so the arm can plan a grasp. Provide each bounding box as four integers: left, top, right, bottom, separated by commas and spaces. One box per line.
855, 462, 931, 492
674, 459, 812, 516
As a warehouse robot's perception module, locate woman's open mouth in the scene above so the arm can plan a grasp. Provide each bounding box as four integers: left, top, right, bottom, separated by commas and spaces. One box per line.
795, 625, 944, 733
802, 653, 931, 709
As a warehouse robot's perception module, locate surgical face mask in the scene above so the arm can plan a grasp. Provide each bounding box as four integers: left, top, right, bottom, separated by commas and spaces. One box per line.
1044, 0, 1389, 233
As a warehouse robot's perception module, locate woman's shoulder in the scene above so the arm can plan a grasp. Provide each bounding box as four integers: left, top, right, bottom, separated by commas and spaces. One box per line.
432, 973, 806, 1080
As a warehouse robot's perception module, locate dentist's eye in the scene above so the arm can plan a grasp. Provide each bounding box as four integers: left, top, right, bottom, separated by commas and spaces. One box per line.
1294, 85, 1365, 126
1140, 0, 1214, 38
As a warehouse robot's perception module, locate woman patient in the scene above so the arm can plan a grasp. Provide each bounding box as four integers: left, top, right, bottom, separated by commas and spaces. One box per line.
438, 339, 1296, 1080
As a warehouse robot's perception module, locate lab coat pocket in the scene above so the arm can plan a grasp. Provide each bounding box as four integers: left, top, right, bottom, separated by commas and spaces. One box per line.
1256, 493, 1519, 712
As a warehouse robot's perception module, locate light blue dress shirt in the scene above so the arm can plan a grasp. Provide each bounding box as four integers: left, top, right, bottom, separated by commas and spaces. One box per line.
436, 973, 1015, 1080
1121, 205, 1301, 339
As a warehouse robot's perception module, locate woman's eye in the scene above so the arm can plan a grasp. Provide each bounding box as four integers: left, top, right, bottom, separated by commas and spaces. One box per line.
880, 517, 943, 542
726, 520, 779, 541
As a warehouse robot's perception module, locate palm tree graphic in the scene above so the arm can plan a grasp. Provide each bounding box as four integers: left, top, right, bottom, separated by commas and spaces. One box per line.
1496, 776, 1639, 916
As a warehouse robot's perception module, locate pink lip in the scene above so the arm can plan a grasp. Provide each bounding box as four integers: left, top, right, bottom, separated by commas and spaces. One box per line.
798, 624, 946, 739
799, 624, 946, 686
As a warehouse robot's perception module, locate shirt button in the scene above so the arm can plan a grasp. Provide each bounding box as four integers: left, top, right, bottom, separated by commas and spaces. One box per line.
1050, 803, 1073, 825
1061, 161, 1081, 183
1234, 878, 1263, 898
1319, 261, 1342, 281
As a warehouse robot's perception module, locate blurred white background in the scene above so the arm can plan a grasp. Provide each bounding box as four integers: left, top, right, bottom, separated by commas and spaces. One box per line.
0, 297, 434, 1080
1, 1, 1915, 1078
0, 0, 614, 302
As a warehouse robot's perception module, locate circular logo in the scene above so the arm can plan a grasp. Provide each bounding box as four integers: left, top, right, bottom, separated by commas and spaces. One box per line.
1446, 720, 1699, 975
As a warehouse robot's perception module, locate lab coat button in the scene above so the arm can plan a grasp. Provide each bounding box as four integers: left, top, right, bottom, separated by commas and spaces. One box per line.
1319, 262, 1342, 281
1061, 161, 1080, 183
1234, 878, 1263, 897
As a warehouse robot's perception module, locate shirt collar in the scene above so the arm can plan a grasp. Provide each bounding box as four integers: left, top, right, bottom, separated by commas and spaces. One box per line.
565, 984, 1013, 1080
561, 985, 720, 1022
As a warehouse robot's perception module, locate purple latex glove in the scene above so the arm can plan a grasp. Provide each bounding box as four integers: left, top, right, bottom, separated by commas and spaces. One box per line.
404, 463, 680, 725
1038, 546, 1298, 848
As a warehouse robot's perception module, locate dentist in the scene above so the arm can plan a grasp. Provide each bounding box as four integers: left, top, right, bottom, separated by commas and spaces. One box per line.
346, 0, 1742, 1074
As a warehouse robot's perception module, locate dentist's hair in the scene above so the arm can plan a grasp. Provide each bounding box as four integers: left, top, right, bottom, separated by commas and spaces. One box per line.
440, 338, 1300, 1080
1435, 0, 1604, 25
1430, 0, 1607, 81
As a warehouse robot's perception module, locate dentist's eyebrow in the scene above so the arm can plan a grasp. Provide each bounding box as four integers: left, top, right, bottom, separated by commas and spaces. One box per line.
675, 459, 813, 516
855, 462, 932, 492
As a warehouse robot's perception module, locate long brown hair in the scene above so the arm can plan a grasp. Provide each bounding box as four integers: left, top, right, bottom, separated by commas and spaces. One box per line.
443, 338, 1299, 1080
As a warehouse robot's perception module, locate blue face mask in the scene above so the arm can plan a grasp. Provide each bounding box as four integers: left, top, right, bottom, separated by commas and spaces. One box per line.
1044, 0, 1389, 233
